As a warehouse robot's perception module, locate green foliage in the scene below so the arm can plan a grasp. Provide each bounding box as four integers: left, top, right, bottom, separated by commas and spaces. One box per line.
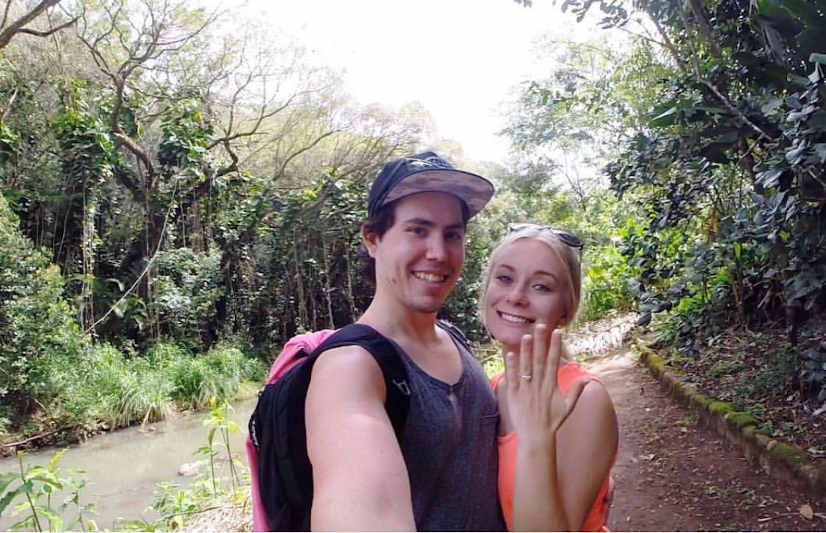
153, 248, 224, 350
0, 326, 262, 439
0, 450, 95, 532
0, 122, 18, 163
158, 99, 214, 180
441, 224, 490, 340
0, 192, 88, 424
246, 174, 369, 352
168, 344, 263, 410
503, 4, 826, 408
596, 0, 826, 350
198, 399, 242, 494
578, 241, 638, 323
0, 0, 431, 438
707, 359, 738, 379
479, 343, 504, 378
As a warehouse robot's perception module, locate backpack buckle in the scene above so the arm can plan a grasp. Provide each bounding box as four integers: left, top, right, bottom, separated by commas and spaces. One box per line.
392, 378, 411, 396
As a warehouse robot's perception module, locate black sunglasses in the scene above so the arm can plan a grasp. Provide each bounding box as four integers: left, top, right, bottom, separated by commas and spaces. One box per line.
507, 223, 584, 251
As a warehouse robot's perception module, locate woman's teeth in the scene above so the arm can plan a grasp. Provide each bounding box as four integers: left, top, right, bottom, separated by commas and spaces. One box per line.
499, 311, 532, 324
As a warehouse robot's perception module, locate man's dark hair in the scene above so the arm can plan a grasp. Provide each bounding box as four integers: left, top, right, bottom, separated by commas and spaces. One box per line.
357, 198, 470, 287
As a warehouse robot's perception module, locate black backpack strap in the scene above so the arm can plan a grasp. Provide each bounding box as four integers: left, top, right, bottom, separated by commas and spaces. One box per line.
437, 318, 473, 355
309, 323, 411, 438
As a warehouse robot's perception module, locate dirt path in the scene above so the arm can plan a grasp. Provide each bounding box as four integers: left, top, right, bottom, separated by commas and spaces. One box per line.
584, 347, 826, 531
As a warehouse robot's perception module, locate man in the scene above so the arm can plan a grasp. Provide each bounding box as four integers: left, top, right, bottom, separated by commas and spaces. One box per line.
305, 152, 505, 531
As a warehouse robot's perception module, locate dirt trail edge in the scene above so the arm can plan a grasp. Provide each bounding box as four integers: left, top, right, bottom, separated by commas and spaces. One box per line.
585, 348, 825, 531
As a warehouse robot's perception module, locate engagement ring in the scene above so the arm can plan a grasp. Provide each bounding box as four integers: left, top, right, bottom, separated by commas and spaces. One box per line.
520, 374, 532, 382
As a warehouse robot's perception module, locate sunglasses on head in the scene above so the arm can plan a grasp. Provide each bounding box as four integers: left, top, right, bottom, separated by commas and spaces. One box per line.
507, 223, 584, 251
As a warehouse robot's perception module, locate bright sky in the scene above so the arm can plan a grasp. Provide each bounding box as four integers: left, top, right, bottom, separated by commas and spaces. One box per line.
238, 0, 598, 165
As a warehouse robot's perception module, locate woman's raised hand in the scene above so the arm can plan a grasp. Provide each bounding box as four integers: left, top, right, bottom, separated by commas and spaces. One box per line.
503, 323, 590, 444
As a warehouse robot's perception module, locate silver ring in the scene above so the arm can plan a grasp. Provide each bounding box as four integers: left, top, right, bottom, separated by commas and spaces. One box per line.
520, 374, 532, 382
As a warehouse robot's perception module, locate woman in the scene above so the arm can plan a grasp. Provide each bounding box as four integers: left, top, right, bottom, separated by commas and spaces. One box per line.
480, 223, 619, 531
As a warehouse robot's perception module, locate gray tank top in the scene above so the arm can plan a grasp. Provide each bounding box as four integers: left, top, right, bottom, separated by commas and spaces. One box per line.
390, 330, 505, 531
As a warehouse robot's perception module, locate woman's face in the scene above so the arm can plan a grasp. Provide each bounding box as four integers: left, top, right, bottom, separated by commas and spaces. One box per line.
483, 238, 570, 350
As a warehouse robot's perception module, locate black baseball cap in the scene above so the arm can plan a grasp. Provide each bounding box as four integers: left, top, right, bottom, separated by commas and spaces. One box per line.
367, 151, 494, 218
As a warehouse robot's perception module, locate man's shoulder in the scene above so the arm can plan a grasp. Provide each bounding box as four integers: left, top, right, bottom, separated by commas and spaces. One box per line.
306, 342, 391, 425
313, 343, 383, 376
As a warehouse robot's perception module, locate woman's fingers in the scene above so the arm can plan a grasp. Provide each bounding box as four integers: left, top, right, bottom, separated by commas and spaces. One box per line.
532, 322, 549, 387
535, 327, 561, 394
519, 333, 532, 385
504, 350, 519, 391
547, 329, 563, 379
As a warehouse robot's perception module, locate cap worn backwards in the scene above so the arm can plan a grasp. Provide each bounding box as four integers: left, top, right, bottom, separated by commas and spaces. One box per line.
367, 151, 495, 218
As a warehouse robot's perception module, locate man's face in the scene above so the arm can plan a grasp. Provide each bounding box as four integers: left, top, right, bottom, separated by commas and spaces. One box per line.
366, 192, 466, 314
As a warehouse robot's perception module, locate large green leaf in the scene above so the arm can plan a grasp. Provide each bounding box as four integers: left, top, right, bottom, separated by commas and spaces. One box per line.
35, 505, 64, 531
0, 484, 22, 516
47, 449, 66, 472
8, 515, 36, 531
0, 472, 17, 494
650, 106, 678, 127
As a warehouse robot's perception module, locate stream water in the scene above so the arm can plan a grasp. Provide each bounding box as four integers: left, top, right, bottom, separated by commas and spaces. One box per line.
0, 398, 257, 530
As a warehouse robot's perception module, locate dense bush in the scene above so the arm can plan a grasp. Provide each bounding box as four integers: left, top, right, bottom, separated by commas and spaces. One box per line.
0, 192, 88, 424
578, 242, 638, 324
153, 248, 224, 351
169, 344, 263, 410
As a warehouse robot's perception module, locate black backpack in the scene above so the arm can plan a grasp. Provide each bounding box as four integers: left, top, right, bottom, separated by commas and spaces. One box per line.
247, 321, 471, 531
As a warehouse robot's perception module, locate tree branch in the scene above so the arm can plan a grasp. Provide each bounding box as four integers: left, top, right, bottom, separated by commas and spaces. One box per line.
276, 129, 340, 179
645, 8, 687, 74
14, 15, 77, 38
700, 80, 775, 141
113, 131, 155, 176
0, 0, 62, 50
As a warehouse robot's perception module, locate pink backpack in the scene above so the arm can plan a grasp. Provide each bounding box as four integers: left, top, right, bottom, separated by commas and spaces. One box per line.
246, 329, 336, 531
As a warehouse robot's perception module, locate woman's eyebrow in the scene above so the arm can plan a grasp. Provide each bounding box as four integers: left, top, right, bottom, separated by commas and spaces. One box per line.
497, 265, 559, 281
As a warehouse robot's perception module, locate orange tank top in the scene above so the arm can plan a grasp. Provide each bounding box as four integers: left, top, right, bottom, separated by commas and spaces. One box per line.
491, 363, 614, 531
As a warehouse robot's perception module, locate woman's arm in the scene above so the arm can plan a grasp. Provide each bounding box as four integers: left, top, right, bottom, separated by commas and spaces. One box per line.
505, 326, 617, 531
557, 382, 618, 530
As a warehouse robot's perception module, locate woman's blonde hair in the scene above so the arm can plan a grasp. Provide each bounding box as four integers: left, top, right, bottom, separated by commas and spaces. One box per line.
479, 225, 582, 332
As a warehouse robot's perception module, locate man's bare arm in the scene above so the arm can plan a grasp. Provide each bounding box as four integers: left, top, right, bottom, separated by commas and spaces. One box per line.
305, 346, 415, 531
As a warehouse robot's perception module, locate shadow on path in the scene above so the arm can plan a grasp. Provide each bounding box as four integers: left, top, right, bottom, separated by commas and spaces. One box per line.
584, 348, 825, 531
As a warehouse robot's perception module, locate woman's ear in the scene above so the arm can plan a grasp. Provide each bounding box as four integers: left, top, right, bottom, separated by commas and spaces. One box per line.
361, 223, 379, 258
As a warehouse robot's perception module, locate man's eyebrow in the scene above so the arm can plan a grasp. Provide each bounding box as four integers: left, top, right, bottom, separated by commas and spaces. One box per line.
402, 218, 465, 230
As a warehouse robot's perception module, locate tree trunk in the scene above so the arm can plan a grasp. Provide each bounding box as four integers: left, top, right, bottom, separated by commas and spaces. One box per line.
320, 232, 335, 329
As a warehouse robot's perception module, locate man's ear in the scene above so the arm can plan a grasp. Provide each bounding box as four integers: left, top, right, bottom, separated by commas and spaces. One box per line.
361, 223, 379, 258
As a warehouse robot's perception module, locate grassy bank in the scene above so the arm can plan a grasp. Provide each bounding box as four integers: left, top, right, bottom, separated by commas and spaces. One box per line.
0, 342, 264, 455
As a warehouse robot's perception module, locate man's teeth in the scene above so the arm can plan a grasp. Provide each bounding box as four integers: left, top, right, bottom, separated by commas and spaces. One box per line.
413, 272, 447, 282
500, 312, 531, 324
